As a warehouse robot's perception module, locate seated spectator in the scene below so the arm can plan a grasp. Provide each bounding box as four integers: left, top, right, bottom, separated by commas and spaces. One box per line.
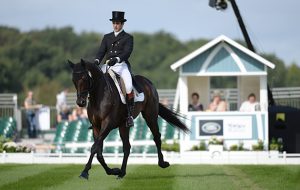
240, 93, 260, 112
57, 105, 72, 122
188, 92, 203, 111
72, 106, 88, 121
207, 94, 227, 112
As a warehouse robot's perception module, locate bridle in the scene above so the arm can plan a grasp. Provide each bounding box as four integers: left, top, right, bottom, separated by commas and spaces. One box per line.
73, 70, 93, 99
73, 64, 116, 106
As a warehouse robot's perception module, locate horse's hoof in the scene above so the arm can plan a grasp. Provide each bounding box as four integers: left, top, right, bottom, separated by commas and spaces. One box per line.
117, 172, 126, 179
111, 168, 122, 175
79, 171, 89, 180
159, 161, 170, 168
116, 176, 123, 180
107, 168, 122, 175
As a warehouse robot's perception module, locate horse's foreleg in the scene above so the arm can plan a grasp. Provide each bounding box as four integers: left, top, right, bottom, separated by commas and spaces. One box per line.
79, 142, 97, 180
95, 138, 122, 176
94, 124, 121, 176
118, 126, 131, 179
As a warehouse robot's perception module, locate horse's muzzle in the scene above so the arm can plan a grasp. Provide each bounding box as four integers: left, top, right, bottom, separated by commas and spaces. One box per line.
76, 97, 87, 107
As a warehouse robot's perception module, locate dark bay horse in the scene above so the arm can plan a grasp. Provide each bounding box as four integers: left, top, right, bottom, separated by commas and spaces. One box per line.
69, 59, 188, 179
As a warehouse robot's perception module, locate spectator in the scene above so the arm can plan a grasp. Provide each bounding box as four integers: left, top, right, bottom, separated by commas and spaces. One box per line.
160, 98, 170, 108
72, 106, 88, 122
207, 94, 227, 111
24, 91, 42, 138
240, 93, 260, 112
188, 92, 203, 111
57, 105, 72, 123
56, 88, 68, 122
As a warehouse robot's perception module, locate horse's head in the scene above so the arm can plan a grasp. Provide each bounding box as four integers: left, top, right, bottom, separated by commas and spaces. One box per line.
68, 59, 92, 107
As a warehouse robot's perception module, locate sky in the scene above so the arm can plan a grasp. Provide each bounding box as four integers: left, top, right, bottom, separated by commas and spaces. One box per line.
1, 0, 299, 66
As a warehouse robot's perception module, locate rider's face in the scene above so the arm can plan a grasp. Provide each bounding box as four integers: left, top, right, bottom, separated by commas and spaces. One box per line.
112, 21, 124, 32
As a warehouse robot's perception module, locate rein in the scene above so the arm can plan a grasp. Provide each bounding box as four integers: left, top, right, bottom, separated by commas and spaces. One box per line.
103, 66, 116, 105
73, 65, 116, 106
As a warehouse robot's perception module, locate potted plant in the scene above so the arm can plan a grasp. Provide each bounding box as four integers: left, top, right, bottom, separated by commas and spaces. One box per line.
230, 141, 244, 151
208, 136, 223, 156
161, 140, 179, 152
269, 138, 279, 157
252, 139, 264, 151
191, 140, 207, 151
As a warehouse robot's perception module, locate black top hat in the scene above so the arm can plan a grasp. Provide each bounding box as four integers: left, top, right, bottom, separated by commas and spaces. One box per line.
109, 11, 127, 22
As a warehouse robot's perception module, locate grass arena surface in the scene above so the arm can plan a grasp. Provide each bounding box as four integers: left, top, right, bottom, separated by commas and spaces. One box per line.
0, 164, 299, 190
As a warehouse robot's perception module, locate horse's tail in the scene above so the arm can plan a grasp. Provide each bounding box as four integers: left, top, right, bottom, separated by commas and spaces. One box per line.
158, 103, 189, 133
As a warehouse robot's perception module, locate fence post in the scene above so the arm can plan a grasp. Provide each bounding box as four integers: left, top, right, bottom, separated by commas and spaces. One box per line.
2, 151, 6, 163
59, 151, 62, 163
227, 151, 230, 164
31, 151, 34, 164
283, 151, 286, 164
255, 151, 259, 164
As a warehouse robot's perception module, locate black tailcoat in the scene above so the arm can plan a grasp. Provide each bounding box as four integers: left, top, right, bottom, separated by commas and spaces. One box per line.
95, 30, 133, 65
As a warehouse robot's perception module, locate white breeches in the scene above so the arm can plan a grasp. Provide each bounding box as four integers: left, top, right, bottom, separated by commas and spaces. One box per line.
101, 62, 133, 94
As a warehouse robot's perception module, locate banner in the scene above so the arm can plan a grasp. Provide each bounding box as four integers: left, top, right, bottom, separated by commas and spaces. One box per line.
199, 120, 223, 136
196, 116, 252, 139
223, 116, 252, 139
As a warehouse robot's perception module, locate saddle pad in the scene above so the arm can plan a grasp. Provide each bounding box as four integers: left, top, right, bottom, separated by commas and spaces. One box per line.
108, 69, 144, 104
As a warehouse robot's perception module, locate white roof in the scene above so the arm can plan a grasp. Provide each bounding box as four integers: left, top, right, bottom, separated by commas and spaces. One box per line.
170, 35, 276, 71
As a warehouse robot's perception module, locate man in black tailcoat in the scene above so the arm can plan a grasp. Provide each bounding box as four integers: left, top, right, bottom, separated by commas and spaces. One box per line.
94, 11, 135, 127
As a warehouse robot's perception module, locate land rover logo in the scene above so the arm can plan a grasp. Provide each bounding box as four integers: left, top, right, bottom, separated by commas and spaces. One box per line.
202, 122, 222, 134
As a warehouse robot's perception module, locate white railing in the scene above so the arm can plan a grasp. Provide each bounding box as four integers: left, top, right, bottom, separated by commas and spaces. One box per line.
271, 87, 300, 99
0, 93, 18, 118
58, 87, 300, 109
0, 151, 299, 165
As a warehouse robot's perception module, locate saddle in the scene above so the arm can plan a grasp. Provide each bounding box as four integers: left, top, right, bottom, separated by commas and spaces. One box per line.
107, 70, 144, 104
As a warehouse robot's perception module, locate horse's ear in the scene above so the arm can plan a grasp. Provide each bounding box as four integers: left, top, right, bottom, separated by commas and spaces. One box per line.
80, 59, 86, 68
68, 60, 74, 68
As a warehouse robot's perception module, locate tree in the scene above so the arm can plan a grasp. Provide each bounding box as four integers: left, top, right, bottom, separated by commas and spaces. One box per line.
0, 26, 299, 105
261, 53, 287, 87
286, 63, 300, 87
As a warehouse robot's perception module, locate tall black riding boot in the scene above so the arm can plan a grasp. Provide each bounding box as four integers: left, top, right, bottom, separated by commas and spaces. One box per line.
126, 92, 134, 128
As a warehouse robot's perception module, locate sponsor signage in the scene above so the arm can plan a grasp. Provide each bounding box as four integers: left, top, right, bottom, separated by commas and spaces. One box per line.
196, 116, 252, 139
199, 120, 223, 136
223, 117, 252, 139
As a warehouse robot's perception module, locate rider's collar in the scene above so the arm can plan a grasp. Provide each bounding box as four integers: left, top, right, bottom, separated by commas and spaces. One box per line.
114, 29, 123, 37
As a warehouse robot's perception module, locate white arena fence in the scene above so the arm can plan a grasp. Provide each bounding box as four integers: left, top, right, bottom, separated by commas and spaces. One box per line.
1, 151, 299, 165
1, 87, 300, 131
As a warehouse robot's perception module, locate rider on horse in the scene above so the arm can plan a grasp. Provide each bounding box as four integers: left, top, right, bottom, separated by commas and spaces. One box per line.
94, 11, 134, 127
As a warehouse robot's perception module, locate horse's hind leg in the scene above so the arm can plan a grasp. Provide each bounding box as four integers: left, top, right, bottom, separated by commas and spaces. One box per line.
118, 124, 131, 179
142, 111, 170, 168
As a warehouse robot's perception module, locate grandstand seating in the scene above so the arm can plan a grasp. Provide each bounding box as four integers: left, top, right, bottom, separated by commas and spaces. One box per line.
52, 114, 179, 153
0, 117, 17, 139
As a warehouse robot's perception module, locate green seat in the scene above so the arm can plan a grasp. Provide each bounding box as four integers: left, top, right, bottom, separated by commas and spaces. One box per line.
131, 146, 144, 153
77, 123, 89, 142
146, 145, 157, 153
106, 128, 118, 142
53, 121, 69, 144
75, 148, 88, 153
164, 125, 175, 139
103, 146, 115, 153
63, 121, 81, 142
0, 117, 16, 138
134, 116, 148, 140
